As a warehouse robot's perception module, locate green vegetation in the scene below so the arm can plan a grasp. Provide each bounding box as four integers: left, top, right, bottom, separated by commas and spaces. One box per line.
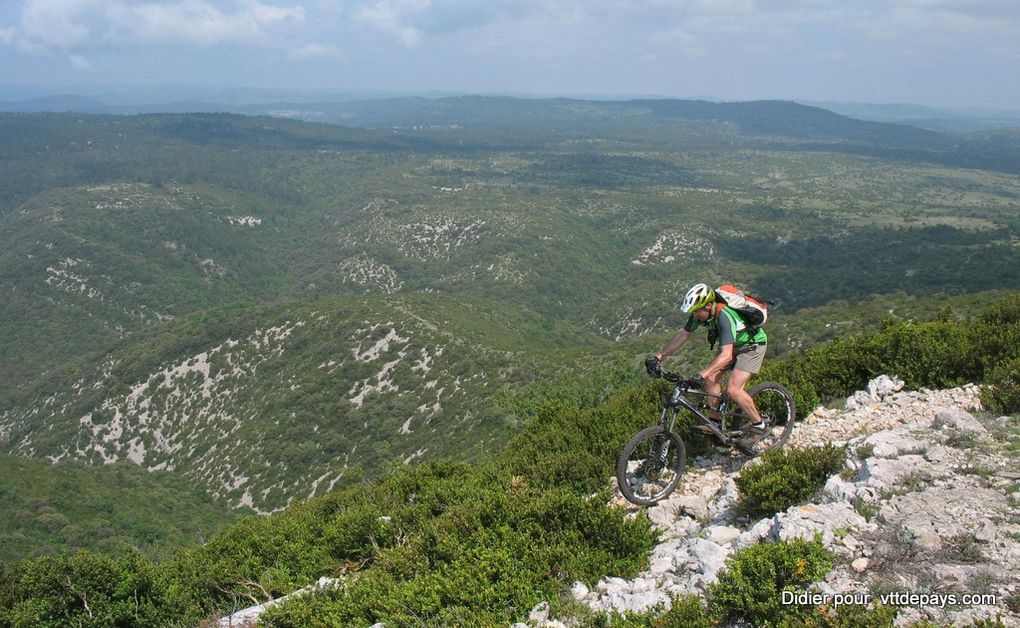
2, 106, 1017, 395
759, 295, 1020, 412
2, 99, 1020, 618
982, 357, 1020, 414
0, 294, 615, 518
2, 300, 1020, 624
735, 444, 848, 518
708, 537, 835, 626
0, 455, 243, 563
0, 373, 662, 626
781, 602, 898, 627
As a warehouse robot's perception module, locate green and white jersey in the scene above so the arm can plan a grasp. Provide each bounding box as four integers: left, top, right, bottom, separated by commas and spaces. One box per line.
684, 305, 767, 347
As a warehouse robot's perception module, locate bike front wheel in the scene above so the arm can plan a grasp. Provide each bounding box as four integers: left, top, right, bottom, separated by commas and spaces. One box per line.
737, 381, 796, 457
616, 425, 687, 506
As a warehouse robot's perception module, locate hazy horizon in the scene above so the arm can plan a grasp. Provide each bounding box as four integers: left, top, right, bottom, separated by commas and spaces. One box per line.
2, 1, 1019, 111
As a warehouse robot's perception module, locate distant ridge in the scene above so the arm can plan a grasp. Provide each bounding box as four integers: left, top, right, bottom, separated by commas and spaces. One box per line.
603, 98, 943, 145
0, 94, 109, 113
801, 100, 1020, 133
0, 93, 947, 147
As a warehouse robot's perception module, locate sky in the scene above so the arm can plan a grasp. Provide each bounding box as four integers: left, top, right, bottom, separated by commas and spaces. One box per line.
0, 0, 1018, 108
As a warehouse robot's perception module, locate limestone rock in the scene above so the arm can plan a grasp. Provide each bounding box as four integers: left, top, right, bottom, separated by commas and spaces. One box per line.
706, 525, 741, 546
860, 429, 928, 458
774, 503, 868, 547
931, 408, 987, 434
845, 390, 874, 411
685, 539, 730, 586
528, 601, 550, 625
868, 375, 905, 399
857, 455, 935, 491
823, 475, 859, 502
675, 495, 709, 520
707, 478, 739, 522
975, 518, 997, 543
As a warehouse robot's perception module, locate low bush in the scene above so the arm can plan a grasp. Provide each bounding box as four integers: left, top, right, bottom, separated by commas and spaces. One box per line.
653, 593, 713, 627
709, 537, 835, 626
736, 444, 847, 519
780, 601, 898, 627
758, 294, 1020, 410
981, 356, 1020, 414
0, 551, 171, 626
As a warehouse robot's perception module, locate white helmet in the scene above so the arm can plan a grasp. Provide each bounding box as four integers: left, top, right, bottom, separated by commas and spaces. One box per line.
680, 283, 714, 314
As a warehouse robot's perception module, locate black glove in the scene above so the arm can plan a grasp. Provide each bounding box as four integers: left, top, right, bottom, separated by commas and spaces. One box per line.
644, 355, 661, 376
688, 374, 706, 389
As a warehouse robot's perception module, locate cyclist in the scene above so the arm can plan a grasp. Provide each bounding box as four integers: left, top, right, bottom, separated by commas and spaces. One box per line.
646, 283, 767, 431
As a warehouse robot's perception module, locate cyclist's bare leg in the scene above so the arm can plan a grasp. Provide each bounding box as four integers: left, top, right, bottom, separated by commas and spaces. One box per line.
727, 369, 762, 424
704, 372, 723, 419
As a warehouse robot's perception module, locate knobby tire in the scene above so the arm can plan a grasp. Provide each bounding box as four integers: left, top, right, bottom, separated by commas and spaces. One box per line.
616, 425, 687, 506
736, 381, 796, 457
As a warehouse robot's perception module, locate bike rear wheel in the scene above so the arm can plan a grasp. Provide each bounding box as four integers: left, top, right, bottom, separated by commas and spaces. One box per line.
616, 425, 687, 506
737, 381, 796, 457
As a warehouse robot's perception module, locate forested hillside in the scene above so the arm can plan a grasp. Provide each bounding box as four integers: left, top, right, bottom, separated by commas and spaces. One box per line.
1, 98, 1018, 565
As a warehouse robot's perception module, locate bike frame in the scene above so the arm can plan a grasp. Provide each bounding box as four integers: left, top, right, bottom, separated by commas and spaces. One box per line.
617, 370, 795, 506
660, 379, 751, 446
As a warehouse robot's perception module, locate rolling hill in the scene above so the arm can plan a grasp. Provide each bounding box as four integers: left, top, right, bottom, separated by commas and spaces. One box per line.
1, 98, 1019, 558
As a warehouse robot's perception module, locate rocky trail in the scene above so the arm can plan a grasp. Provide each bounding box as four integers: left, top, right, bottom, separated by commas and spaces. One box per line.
220, 378, 1020, 627
554, 377, 1020, 627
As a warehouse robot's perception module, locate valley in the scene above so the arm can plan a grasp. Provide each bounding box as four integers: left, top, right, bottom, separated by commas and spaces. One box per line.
1, 97, 1018, 561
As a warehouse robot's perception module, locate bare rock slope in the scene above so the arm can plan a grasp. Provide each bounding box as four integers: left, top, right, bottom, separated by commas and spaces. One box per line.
567, 378, 1019, 626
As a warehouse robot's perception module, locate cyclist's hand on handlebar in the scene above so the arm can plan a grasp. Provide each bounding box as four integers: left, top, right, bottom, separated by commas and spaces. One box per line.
644, 355, 662, 376
688, 374, 706, 389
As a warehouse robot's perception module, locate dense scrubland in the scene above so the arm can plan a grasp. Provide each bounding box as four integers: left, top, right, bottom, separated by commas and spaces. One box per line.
0, 98, 1018, 623
1, 296, 1018, 625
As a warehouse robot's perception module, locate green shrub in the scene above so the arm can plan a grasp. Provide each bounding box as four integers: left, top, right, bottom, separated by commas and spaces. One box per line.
0, 551, 171, 627
653, 593, 713, 627
851, 498, 877, 522
758, 360, 821, 417
709, 537, 835, 626
756, 295, 1020, 411
736, 444, 847, 519
981, 356, 1020, 414
779, 601, 898, 627
873, 320, 982, 389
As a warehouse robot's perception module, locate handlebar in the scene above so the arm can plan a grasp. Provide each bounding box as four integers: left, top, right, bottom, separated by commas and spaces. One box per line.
648, 368, 687, 385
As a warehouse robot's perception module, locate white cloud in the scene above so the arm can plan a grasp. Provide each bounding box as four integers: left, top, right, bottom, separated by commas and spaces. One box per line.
6, 0, 306, 53
69, 52, 93, 70
0, 27, 15, 44
288, 41, 341, 58
105, 0, 305, 47
14, 0, 98, 53
356, 0, 429, 47
252, 1, 305, 24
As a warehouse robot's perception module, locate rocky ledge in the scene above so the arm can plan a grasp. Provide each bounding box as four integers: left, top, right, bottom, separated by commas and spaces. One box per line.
547, 377, 1019, 627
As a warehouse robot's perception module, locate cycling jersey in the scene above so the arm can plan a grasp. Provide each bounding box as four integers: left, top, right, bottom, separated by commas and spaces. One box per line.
684, 305, 767, 347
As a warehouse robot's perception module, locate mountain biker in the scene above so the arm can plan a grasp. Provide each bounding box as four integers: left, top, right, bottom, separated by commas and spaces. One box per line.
646, 283, 767, 431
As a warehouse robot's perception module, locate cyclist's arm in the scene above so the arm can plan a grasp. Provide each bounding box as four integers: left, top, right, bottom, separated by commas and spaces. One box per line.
656, 315, 701, 360
700, 311, 735, 379
700, 342, 734, 380
656, 328, 692, 360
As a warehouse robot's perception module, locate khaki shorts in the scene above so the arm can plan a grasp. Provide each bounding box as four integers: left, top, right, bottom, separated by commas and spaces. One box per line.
730, 343, 766, 374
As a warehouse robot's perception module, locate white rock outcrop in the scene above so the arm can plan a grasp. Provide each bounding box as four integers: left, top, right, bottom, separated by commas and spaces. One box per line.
561, 377, 1019, 627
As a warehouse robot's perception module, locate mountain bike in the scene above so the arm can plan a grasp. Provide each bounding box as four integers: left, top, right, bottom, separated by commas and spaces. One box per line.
616, 369, 796, 506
